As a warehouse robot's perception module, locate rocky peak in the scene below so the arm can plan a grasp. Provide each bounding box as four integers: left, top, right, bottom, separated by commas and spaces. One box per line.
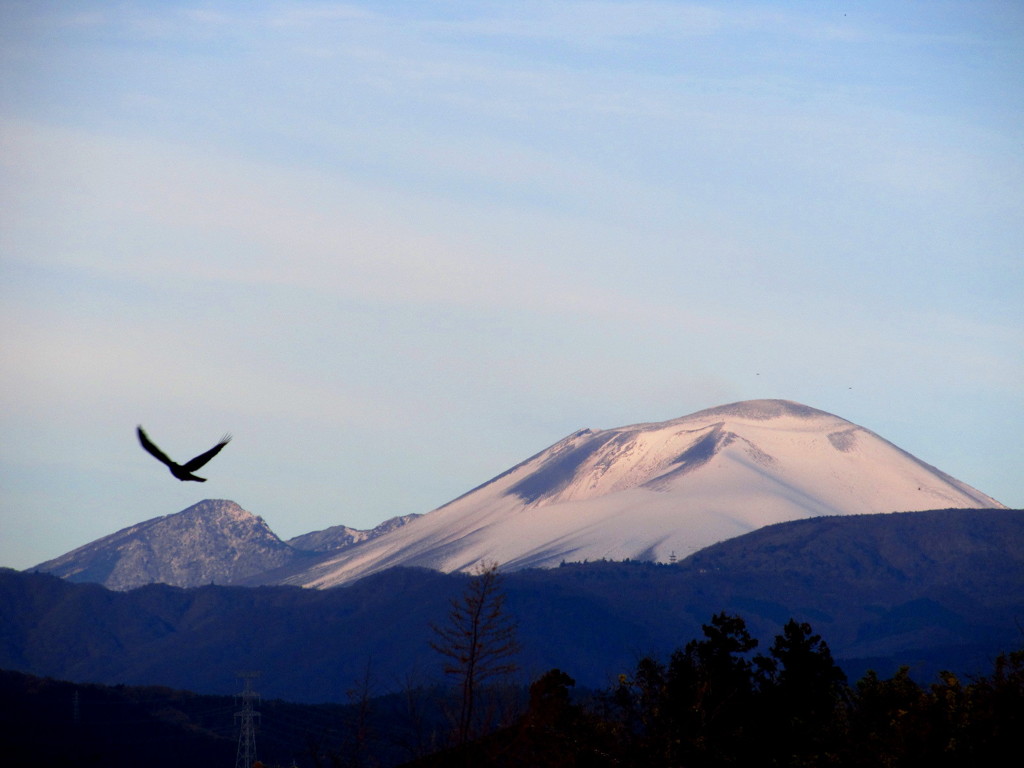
287, 513, 422, 553
30, 499, 299, 590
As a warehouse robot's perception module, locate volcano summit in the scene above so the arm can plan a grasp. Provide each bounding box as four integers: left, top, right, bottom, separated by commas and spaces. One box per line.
284, 399, 1003, 588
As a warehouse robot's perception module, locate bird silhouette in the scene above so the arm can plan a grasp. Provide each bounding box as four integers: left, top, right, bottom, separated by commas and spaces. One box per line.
137, 426, 231, 482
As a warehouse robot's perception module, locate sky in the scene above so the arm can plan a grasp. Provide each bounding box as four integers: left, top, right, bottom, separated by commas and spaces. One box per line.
1, 1, 1022, 571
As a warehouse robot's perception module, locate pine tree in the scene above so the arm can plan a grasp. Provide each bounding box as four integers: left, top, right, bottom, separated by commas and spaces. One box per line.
756, 619, 849, 765
430, 561, 520, 746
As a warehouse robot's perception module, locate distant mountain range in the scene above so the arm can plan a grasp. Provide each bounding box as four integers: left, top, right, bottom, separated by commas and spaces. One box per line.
28, 400, 1004, 591
4, 508, 1022, 702
29, 500, 419, 590
286, 513, 422, 553
9, 399, 1019, 712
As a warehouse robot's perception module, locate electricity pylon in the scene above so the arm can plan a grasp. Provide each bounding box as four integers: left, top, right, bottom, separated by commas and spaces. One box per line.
234, 671, 261, 768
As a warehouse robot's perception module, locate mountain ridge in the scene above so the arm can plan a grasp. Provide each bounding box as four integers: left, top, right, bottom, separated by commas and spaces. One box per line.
26, 399, 1005, 591
29, 500, 416, 591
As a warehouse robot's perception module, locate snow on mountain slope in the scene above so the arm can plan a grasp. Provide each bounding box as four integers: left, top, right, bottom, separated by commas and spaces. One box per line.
287, 400, 1004, 588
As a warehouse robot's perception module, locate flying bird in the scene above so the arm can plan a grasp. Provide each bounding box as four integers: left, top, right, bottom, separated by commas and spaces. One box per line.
137, 426, 231, 482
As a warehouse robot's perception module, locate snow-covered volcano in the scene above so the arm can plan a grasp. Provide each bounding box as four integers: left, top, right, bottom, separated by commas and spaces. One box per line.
287, 400, 1004, 588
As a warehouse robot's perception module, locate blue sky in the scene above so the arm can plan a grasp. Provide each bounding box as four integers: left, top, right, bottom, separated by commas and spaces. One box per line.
2, 1, 1022, 570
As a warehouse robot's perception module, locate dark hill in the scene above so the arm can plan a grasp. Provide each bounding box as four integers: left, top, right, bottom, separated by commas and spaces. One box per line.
522, 507, 1024, 681
2, 508, 1021, 702
0, 668, 407, 768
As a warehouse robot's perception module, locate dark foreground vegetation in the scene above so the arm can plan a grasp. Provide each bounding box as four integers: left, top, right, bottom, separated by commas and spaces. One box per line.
3, 612, 1021, 768
409, 613, 1024, 767
5, 510, 1022, 765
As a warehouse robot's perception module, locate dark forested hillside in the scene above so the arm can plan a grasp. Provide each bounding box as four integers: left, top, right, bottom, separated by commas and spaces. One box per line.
3, 509, 1022, 702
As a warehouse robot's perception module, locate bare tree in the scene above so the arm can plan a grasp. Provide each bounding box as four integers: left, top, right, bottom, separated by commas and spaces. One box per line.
430, 561, 520, 746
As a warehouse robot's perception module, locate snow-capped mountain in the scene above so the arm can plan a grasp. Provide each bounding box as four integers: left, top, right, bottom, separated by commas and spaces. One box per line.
30, 499, 298, 590
285, 399, 1004, 588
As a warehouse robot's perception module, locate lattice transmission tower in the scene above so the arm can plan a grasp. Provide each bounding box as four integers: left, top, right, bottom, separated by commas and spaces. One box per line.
234, 671, 261, 768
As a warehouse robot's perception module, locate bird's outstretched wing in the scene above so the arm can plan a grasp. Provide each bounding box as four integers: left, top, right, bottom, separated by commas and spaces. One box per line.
137, 426, 176, 468
182, 434, 232, 472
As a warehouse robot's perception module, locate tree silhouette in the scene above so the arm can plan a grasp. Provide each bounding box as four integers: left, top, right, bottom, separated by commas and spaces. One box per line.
756, 619, 849, 765
614, 612, 761, 766
430, 561, 520, 747
404, 613, 1023, 768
